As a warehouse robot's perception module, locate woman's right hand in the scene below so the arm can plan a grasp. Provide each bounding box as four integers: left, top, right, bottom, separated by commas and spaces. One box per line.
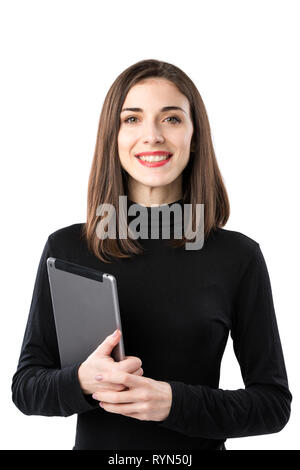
77, 329, 143, 395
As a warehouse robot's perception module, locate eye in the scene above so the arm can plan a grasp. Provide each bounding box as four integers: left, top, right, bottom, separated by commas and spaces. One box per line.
124, 116, 138, 124
165, 116, 181, 124
123, 115, 181, 125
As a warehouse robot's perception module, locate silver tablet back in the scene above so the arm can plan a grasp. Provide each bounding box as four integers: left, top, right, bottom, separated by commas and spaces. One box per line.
47, 257, 125, 368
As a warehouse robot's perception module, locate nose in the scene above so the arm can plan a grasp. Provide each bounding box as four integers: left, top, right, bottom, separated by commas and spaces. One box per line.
142, 121, 164, 145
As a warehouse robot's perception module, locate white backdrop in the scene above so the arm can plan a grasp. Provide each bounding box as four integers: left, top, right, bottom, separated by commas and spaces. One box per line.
1, 0, 299, 450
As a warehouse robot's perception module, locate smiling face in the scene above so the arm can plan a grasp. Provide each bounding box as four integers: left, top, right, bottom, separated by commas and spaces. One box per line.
117, 78, 194, 206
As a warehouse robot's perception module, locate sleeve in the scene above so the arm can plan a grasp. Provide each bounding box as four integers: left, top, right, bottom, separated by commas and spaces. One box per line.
158, 244, 292, 439
11, 236, 99, 417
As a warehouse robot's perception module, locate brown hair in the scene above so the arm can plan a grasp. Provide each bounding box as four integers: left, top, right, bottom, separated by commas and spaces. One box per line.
81, 59, 230, 263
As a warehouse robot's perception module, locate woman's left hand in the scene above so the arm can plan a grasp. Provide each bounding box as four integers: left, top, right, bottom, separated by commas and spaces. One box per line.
92, 369, 172, 422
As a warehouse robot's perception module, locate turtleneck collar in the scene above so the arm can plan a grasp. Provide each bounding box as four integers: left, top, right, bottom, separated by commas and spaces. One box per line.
127, 198, 183, 211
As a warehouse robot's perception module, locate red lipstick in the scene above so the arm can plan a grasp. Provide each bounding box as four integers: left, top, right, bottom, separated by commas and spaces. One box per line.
135, 150, 173, 168
135, 151, 172, 157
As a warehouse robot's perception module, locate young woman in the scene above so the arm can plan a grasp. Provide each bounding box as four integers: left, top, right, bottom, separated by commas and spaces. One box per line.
12, 59, 292, 450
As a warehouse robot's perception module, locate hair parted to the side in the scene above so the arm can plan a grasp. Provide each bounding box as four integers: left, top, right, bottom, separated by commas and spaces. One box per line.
81, 59, 230, 263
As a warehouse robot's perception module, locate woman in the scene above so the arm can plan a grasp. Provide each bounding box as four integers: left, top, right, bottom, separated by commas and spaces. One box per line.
12, 59, 292, 450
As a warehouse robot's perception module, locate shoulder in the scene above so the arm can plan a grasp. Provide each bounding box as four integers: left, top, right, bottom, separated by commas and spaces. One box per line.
210, 228, 268, 287
214, 227, 259, 249
48, 222, 84, 244
210, 227, 261, 263
47, 223, 86, 252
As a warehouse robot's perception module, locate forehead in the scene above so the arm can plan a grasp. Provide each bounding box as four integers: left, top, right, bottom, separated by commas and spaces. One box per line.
123, 78, 189, 110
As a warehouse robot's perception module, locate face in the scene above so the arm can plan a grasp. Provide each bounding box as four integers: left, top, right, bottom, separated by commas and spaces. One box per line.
117, 78, 194, 204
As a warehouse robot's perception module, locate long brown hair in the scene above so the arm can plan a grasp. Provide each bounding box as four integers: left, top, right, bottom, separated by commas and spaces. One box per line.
81, 59, 230, 263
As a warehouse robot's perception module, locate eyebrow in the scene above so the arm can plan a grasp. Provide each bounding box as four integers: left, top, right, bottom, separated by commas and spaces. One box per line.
121, 106, 186, 114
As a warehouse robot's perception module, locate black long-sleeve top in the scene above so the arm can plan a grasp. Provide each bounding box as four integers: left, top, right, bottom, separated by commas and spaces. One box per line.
11, 199, 292, 450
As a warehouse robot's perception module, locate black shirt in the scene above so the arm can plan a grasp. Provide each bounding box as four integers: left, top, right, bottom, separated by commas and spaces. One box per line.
11, 199, 292, 450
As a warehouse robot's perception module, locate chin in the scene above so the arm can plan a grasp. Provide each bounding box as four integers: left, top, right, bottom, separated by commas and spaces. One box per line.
136, 176, 173, 187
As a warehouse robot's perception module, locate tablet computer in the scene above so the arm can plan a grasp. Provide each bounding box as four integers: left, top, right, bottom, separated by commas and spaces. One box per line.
47, 257, 125, 368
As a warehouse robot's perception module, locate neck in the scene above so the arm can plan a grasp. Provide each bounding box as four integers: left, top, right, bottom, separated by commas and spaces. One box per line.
127, 177, 183, 207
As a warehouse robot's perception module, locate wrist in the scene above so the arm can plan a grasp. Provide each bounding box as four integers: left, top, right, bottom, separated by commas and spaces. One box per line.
77, 361, 89, 394
157, 381, 172, 421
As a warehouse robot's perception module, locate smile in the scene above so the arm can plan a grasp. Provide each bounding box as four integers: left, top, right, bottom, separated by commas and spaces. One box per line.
135, 155, 173, 167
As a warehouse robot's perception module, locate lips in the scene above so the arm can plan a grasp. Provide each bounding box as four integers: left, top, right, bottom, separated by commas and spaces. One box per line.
135, 154, 173, 168
135, 151, 173, 157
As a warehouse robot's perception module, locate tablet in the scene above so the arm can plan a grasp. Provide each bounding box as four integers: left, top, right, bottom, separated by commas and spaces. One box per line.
46, 257, 125, 368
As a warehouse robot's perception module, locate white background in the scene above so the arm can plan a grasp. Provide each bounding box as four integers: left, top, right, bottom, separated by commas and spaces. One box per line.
1, 0, 299, 450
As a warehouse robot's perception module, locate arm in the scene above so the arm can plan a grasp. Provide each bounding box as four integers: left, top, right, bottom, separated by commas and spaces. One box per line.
158, 244, 292, 439
11, 237, 99, 417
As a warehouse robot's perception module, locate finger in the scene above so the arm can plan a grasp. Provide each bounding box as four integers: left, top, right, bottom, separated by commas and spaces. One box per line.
93, 372, 146, 403
123, 356, 142, 363
132, 367, 143, 376
107, 370, 145, 388
97, 383, 126, 391
100, 402, 143, 416
93, 387, 140, 403
95, 329, 121, 357
118, 357, 142, 374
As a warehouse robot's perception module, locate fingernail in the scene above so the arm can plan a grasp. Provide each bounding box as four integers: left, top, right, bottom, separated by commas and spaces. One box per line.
92, 393, 97, 399
113, 329, 119, 337
95, 375, 103, 381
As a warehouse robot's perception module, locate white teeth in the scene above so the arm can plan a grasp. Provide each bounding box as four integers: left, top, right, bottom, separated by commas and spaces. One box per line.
138, 155, 171, 162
